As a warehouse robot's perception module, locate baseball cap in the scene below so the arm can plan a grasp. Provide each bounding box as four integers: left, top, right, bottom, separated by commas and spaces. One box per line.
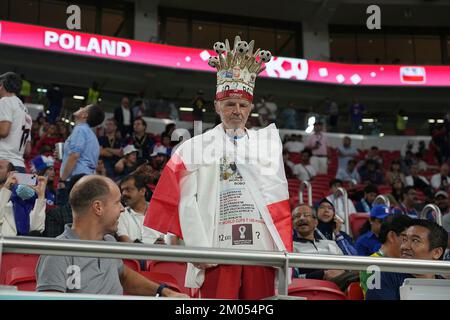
123, 145, 138, 156
370, 204, 391, 220
434, 190, 448, 199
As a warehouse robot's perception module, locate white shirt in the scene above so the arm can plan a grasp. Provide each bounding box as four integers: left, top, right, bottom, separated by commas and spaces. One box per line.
121, 106, 131, 126
405, 175, 429, 187
0, 96, 32, 167
430, 173, 449, 190
293, 163, 317, 181
284, 141, 305, 153
117, 206, 164, 244
0, 187, 46, 236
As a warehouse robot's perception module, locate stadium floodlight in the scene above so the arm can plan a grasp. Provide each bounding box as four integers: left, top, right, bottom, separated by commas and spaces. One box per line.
36, 88, 47, 93
379, 133, 385, 137
436, 119, 444, 123
45, 110, 50, 114
202, 108, 206, 112
428, 119, 436, 123
362, 118, 375, 123
251, 113, 259, 118
403, 116, 408, 121
179, 107, 194, 112
73, 95, 84, 100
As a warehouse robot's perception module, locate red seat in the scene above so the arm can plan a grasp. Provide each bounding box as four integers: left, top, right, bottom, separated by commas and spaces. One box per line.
137, 271, 181, 293
180, 113, 194, 122
349, 213, 369, 238
5, 267, 36, 291
123, 259, 141, 272
155, 112, 169, 119
147, 261, 190, 295
0, 253, 39, 284
346, 282, 364, 300
288, 279, 346, 300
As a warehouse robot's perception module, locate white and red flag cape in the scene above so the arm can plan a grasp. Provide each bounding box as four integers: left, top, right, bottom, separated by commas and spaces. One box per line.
144, 123, 292, 288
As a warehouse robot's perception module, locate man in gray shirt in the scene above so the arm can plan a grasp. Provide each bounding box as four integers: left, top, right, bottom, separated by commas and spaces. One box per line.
36, 175, 187, 297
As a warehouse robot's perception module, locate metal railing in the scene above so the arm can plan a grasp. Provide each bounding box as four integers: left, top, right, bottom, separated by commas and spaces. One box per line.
335, 187, 350, 234
3, 236, 449, 296
373, 194, 391, 207
420, 204, 442, 226
298, 181, 312, 207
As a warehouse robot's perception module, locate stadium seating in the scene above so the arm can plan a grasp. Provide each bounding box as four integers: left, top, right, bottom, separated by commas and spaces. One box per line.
0, 253, 39, 284
349, 213, 370, 239
288, 279, 347, 300
346, 281, 364, 300
123, 259, 141, 272
5, 266, 36, 291
137, 271, 181, 293
147, 261, 191, 295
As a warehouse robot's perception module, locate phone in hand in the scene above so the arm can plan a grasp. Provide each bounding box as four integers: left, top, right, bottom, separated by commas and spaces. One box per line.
14, 173, 38, 186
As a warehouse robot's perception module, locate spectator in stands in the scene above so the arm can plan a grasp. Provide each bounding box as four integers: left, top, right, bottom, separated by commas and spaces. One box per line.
366, 219, 448, 300
326, 179, 357, 222
395, 109, 407, 135
395, 186, 420, 218
400, 150, 416, 175
95, 158, 108, 177
114, 96, 134, 138
264, 94, 278, 124
306, 121, 329, 174
0, 161, 47, 236
292, 204, 357, 286
46, 84, 64, 124
114, 145, 141, 179
32, 123, 63, 157
0, 72, 32, 172
325, 98, 339, 132
59, 104, 105, 184
349, 99, 365, 133
315, 199, 355, 248
255, 96, 270, 127
284, 134, 304, 153
151, 134, 173, 157
192, 89, 206, 121
336, 159, 360, 184
405, 164, 432, 198
57, 122, 70, 141
359, 159, 384, 186
355, 185, 379, 213
434, 191, 449, 217
364, 146, 383, 168
337, 136, 358, 172
355, 205, 391, 256
387, 178, 405, 207
283, 149, 295, 179
385, 160, 406, 186
36, 175, 186, 297
19, 74, 31, 103
281, 102, 297, 129
127, 118, 155, 161
430, 163, 449, 191
118, 173, 164, 244
98, 118, 123, 177
43, 173, 85, 238
292, 149, 316, 182
360, 214, 413, 297
30, 155, 56, 207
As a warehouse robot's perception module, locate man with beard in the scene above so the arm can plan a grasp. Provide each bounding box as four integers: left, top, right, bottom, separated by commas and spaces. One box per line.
366, 219, 448, 300
118, 173, 164, 244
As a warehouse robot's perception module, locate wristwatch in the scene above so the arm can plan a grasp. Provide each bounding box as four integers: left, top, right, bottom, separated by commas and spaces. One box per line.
156, 283, 168, 296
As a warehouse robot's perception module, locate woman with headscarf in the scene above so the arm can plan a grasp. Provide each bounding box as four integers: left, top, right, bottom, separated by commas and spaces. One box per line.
316, 198, 357, 255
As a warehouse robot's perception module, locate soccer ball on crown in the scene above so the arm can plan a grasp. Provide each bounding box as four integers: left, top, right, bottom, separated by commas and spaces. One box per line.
208, 56, 219, 67
236, 41, 249, 54
259, 50, 272, 63
213, 42, 226, 54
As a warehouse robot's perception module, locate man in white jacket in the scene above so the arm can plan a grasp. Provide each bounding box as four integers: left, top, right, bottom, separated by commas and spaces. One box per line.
0, 159, 47, 236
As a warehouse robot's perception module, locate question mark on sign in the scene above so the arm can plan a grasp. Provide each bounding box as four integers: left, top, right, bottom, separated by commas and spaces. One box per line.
256, 231, 260, 239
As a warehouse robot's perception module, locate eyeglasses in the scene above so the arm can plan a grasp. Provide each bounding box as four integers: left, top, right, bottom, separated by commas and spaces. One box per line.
295, 213, 314, 219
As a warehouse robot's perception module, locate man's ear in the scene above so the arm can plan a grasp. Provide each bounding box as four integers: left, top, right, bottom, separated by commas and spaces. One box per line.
431, 247, 444, 260
214, 100, 220, 115
92, 200, 103, 216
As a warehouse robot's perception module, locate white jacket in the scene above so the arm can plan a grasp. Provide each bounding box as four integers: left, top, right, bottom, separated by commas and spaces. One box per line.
0, 187, 46, 236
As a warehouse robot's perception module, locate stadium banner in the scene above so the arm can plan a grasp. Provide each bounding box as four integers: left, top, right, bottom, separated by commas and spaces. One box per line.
1, 20, 450, 87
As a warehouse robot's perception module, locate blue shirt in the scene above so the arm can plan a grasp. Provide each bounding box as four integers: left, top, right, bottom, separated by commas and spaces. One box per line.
61, 123, 99, 179
355, 231, 381, 256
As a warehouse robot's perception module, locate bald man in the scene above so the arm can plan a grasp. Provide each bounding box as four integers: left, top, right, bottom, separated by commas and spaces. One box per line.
36, 175, 187, 297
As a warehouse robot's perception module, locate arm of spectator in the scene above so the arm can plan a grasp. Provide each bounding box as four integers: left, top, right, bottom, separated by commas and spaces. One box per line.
60, 153, 80, 181
24, 141, 32, 156
142, 226, 165, 245
335, 233, 358, 255
120, 265, 188, 297
36, 255, 69, 292
0, 121, 11, 138
29, 176, 48, 234
100, 147, 114, 157
114, 158, 126, 174
0, 174, 16, 221
108, 148, 123, 158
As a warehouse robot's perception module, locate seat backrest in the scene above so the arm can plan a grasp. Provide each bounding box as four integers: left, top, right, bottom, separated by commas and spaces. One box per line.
346, 282, 364, 300
147, 261, 190, 295
123, 259, 141, 272
0, 253, 39, 285
5, 266, 36, 291
349, 213, 370, 239
288, 279, 347, 300
137, 271, 181, 293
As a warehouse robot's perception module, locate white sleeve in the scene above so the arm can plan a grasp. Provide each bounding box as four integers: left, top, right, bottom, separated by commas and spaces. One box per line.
29, 198, 46, 233
348, 199, 356, 214
0, 188, 12, 223
116, 213, 130, 237
0, 99, 13, 122
430, 175, 439, 189
142, 226, 164, 244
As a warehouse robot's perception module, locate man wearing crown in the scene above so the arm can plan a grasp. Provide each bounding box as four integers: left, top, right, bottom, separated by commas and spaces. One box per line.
144, 36, 292, 299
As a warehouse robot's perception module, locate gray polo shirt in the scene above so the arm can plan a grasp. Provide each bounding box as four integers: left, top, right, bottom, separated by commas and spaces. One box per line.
36, 224, 124, 295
